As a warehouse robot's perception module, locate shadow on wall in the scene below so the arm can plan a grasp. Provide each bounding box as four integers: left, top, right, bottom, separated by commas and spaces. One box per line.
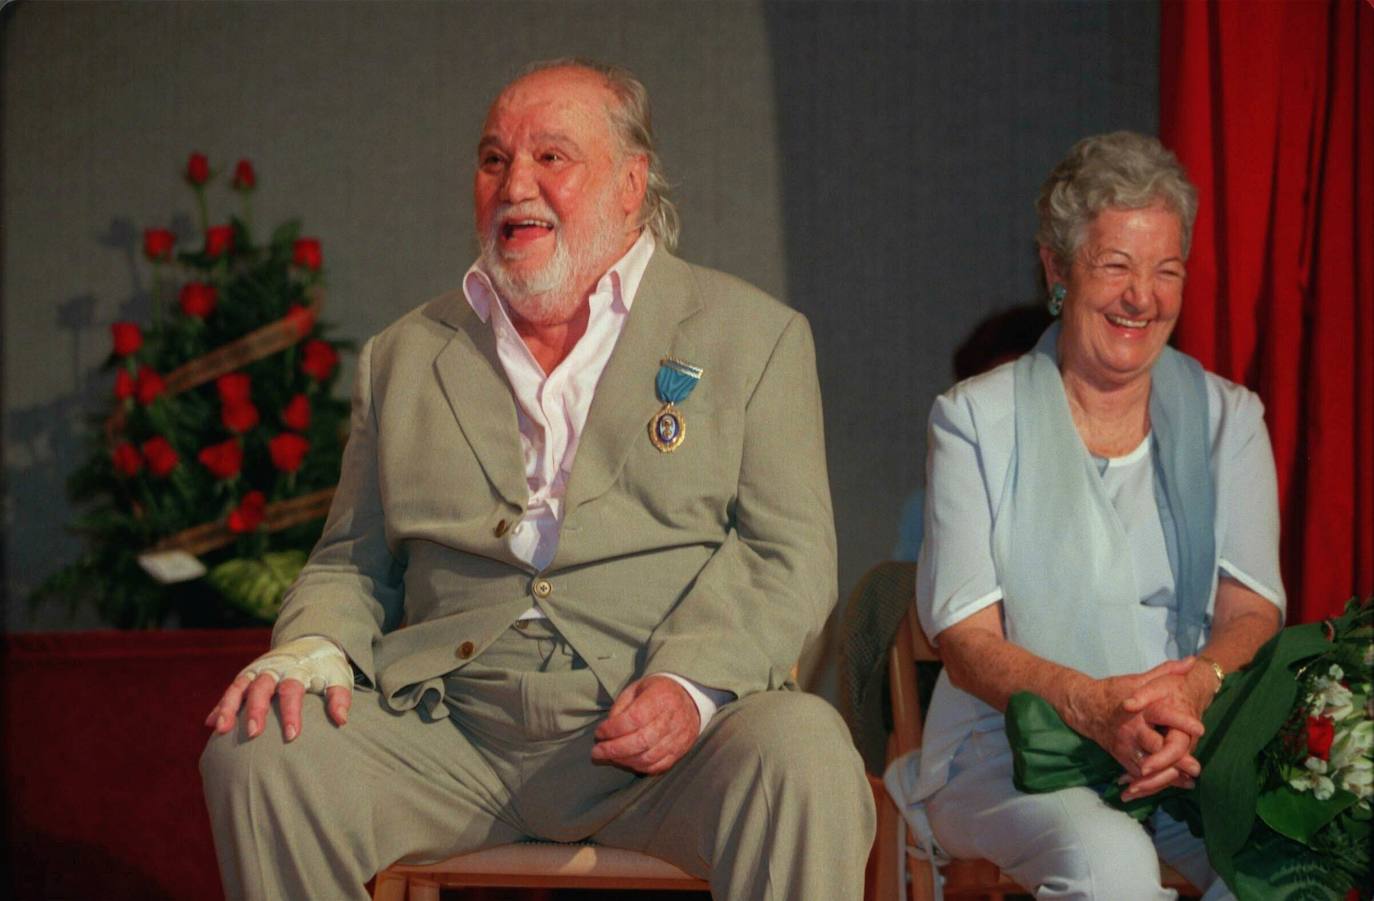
5, 217, 161, 629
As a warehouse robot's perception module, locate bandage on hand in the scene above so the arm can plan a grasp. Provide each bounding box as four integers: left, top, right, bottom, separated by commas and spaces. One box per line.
239, 636, 352, 694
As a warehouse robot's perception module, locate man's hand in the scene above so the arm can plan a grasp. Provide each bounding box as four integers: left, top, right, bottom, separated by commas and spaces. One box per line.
591, 675, 700, 775
204, 637, 353, 742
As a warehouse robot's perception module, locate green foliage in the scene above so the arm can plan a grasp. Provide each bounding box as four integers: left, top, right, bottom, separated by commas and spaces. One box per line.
207, 550, 308, 621
1007, 598, 1374, 901
33, 156, 349, 628
1257, 784, 1358, 844
1230, 826, 1345, 901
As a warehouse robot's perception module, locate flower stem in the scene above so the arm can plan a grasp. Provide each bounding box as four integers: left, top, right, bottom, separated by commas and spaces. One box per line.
151, 265, 166, 328
242, 195, 254, 243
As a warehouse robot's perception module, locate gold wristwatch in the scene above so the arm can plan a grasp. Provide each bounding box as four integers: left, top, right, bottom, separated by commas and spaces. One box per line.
1198, 654, 1226, 694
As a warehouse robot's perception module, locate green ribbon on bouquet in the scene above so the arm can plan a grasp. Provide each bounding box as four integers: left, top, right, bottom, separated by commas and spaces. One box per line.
1006, 605, 1368, 900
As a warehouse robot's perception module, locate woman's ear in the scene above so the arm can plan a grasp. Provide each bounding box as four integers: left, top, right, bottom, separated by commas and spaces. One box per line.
1038, 244, 1067, 293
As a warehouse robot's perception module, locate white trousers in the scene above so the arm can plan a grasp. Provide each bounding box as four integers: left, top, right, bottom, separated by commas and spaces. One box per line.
925, 725, 1235, 901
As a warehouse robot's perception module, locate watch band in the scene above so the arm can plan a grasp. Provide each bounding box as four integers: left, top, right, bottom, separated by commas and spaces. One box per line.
1198, 654, 1226, 694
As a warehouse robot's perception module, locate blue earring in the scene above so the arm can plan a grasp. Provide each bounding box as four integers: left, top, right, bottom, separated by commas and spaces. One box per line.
1048, 284, 1066, 316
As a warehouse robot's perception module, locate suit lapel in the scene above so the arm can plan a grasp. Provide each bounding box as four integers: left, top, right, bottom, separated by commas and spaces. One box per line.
563, 250, 703, 517
429, 293, 528, 509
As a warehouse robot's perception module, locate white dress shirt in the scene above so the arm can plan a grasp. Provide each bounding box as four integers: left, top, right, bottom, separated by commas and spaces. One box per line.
463, 231, 730, 731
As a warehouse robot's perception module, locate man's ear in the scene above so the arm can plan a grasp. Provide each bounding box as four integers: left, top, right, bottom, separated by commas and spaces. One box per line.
620, 153, 649, 218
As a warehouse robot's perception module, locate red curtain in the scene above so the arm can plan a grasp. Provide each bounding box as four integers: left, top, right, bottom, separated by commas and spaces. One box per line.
1159, 0, 1374, 623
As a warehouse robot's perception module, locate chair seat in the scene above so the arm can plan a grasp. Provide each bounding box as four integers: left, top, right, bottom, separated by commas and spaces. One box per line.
373, 841, 708, 900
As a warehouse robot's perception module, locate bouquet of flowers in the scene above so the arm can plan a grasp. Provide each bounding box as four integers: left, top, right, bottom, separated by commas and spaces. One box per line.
32, 153, 351, 628
1007, 599, 1372, 900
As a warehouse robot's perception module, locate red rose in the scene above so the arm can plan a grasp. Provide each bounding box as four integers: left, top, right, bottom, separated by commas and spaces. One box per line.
179, 282, 218, 318
198, 439, 243, 480
291, 238, 323, 271
135, 367, 166, 405
300, 339, 339, 381
269, 432, 310, 473
227, 490, 267, 533
140, 436, 180, 477
284, 303, 317, 338
205, 225, 234, 258
114, 368, 136, 400
186, 152, 210, 185
215, 372, 252, 404
1305, 715, 1335, 761
281, 393, 311, 431
112, 442, 143, 477
231, 159, 256, 191
143, 228, 176, 262
221, 399, 260, 434
111, 322, 142, 356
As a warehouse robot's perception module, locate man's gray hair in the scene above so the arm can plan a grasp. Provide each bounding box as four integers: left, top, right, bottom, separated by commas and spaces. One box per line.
519, 58, 681, 252
1036, 131, 1198, 267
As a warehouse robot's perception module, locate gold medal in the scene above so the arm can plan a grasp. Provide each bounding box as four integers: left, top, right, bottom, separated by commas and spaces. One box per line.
648, 402, 686, 453
650, 358, 700, 453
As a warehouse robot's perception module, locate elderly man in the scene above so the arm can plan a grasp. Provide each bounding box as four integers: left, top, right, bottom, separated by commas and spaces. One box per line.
200, 59, 874, 900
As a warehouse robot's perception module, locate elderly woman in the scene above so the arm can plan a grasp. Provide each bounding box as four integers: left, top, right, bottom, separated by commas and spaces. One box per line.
908, 133, 1284, 899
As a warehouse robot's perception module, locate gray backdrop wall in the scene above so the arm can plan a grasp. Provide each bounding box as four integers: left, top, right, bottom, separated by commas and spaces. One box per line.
1, 0, 1158, 666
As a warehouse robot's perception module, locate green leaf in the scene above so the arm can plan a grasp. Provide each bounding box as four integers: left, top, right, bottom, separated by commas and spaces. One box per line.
1007, 692, 1121, 790
269, 218, 302, 251
206, 550, 307, 621
1192, 621, 1333, 887
1257, 786, 1360, 844
1230, 827, 1346, 901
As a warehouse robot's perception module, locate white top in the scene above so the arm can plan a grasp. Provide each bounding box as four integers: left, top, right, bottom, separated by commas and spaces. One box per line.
911, 361, 1286, 799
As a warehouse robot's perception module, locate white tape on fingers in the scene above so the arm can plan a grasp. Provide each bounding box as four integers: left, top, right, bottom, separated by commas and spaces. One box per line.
238, 637, 351, 696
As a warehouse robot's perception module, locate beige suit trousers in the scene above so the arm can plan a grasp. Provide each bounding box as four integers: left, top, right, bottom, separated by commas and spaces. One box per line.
201, 621, 874, 900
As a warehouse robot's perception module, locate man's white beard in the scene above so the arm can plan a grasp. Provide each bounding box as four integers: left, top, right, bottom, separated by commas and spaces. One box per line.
480, 187, 625, 327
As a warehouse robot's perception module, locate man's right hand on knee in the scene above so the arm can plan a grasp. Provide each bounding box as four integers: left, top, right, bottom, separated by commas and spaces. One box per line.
205, 637, 353, 742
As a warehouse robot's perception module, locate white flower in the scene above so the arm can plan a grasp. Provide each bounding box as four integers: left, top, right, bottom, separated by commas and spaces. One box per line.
1329, 720, 1374, 770
1310, 671, 1355, 719
1339, 756, 1373, 801
1305, 756, 1329, 775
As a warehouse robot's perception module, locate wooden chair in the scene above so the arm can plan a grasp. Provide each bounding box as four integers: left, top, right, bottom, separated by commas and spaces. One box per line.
862, 561, 1201, 901
371, 841, 708, 900
369, 666, 886, 901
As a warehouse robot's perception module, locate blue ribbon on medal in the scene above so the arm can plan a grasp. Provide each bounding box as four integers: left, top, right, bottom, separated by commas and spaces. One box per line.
649, 358, 702, 452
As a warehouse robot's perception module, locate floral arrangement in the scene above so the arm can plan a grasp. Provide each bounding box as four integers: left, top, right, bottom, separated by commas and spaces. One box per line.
1254, 606, 1372, 894
32, 153, 351, 627
1007, 598, 1372, 900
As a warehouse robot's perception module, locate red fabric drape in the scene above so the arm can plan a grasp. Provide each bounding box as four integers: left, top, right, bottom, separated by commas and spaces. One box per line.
1160, 0, 1374, 623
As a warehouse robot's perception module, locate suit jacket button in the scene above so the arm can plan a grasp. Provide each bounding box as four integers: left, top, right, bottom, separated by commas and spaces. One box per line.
457, 640, 475, 659
532, 578, 553, 600
494, 519, 509, 537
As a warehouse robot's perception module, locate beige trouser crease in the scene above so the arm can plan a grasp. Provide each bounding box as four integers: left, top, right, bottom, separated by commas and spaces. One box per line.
201, 620, 874, 901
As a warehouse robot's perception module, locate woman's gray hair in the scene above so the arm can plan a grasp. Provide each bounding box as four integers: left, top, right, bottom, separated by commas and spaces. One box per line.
1036, 131, 1198, 267
520, 58, 681, 252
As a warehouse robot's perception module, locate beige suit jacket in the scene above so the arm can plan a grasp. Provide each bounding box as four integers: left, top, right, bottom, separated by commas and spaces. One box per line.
274, 249, 837, 718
